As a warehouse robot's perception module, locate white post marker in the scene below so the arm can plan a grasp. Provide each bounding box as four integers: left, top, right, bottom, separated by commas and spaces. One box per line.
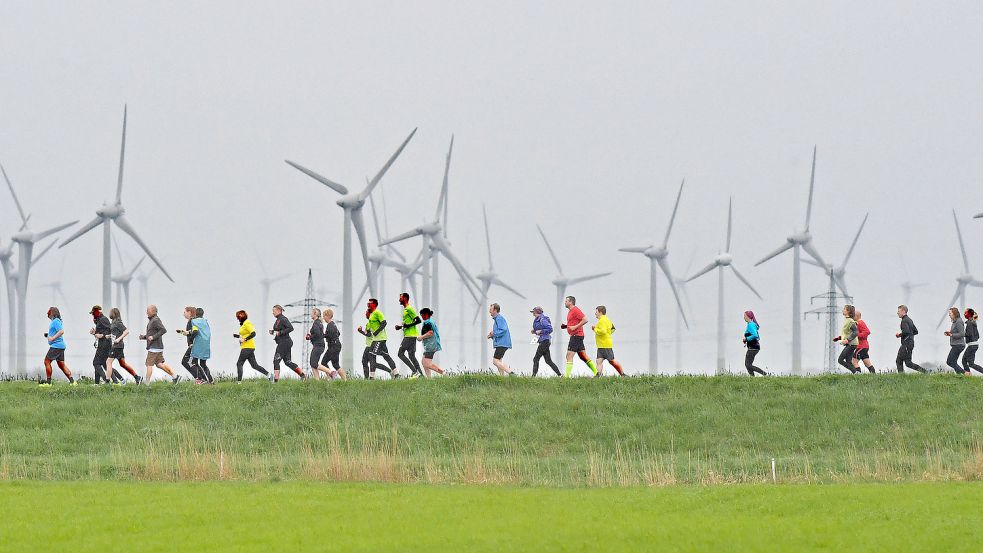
771, 458, 777, 483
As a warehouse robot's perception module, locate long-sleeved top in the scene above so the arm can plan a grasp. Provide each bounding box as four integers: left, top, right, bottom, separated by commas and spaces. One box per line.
840, 318, 859, 346
966, 319, 980, 346
743, 321, 760, 346
949, 318, 966, 346
145, 315, 167, 350
308, 319, 325, 347
492, 314, 512, 349
899, 315, 918, 344
190, 317, 211, 360
94, 315, 112, 348
532, 314, 553, 343
239, 319, 258, 349
185, 319, 194, 346
324, 320, 341, 350
594, 315, 615, 349
856, 320, 871, 349
273, 314, 294, 344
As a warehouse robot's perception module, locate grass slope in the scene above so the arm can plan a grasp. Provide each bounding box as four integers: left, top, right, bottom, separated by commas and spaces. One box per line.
1, 481, 982, 552
2, 375, 983, 484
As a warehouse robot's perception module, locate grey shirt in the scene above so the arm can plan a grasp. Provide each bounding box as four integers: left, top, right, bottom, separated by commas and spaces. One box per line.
950, 318, 966, 346
145, 315, 167, 350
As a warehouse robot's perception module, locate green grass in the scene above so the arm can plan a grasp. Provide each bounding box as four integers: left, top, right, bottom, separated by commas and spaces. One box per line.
2, 375, 983, 484
1, 481, 981, 551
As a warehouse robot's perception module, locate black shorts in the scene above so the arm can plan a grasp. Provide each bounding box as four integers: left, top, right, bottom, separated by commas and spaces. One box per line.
493, 347, 508, 360
567, 335, 586, 352
310, 345, 325, 369
423, 351, 436, 360
108, 349, 125, 360
321, 347, 341, 369
369, 341, 390, 356
855, 348, 870, 360
45, 347, 65, 362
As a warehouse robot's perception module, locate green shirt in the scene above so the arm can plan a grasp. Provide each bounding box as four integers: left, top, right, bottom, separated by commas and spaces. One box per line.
367, 310, 387, 342
402, 305, 420, 337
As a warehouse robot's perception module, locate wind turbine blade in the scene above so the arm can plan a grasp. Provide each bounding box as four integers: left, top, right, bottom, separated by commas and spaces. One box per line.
353, 278, 370, 314
491, 276, 526, 299
436, 243, 482, 302
618, 246, 649, 253
656, 257, 689, 329
535, 225, 564, 275
31, 239, 57, 265
271, 274, 290, 284
115, 106, 127, 204
0, 163, 28, 224
754, 241, 793, 266
482, 204, 493, 270
112, 233, 126, 267
127, 256, 146, 278
662, 178, 685, 249
36, 220, 78, 241
834, 274, 849, 298
435, 134, 453, 224
953, 210, 971, 274
380, 227, 424, 247
939, 284, 966, 329
730, 264, 763, 300
568, 272, 613, 286
359, 128, 418, 201
685, 260, 718, 282
443, 136, 453, 234
801, 258, 823, 269
112, 215, 173, 282
805, 145, 817, 231
350, 208, 375, 294
841, 213, 869, 268
725, 197, 733, 253
367, 185, 384, 245
801, 241, 827, 268
386, 244, 406, 262
472, 284, 490, 323
284, 161, 349, 195
18, 213, 32, 232
975, 213, 983, 219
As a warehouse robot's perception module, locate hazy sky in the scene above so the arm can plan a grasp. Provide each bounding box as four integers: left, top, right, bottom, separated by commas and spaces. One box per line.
3, 1, 983, 376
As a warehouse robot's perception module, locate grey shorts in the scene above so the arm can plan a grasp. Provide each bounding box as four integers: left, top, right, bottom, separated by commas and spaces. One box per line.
597, 348, 615, 362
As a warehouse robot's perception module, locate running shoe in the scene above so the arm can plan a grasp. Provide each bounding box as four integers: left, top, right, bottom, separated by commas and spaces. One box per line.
173, 375, 182, 384
134, 375, 143, 385
69, 381, 78, 387
268, 372, 275, 383
38, 382, 52, 388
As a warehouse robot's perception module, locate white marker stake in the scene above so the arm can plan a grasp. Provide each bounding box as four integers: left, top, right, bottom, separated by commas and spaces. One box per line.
771, 458, 777, 483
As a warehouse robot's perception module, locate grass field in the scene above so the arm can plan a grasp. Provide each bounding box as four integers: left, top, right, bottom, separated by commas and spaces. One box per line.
1, 481, 981, 551
3, 374, 983, 485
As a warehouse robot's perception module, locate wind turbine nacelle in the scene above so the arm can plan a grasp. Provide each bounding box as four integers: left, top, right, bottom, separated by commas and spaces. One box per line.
476, 272, 494, 282
958, 274, 974, 285
96, 205, 124, 218
337, 196, 363, 210
645, 247, 668, 259
788, 231, 811, 244
552, 277, 570, 287
419, 223, 442, 236
715, 253, 734, 266
11, 231, 34, 244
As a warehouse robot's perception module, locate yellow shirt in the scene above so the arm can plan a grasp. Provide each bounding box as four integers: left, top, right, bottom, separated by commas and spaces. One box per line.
594, 315, 615, 348
239, 319, 257, 349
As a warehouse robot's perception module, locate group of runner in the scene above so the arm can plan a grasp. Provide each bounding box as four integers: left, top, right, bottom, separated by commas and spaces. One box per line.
36, 292, 627, 384
744, 303, 983, 375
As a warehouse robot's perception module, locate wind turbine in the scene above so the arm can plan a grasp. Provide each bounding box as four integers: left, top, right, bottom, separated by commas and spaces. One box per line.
618, 178, 689, 374
803, 213, 869, 299
256, 255, 290, 335
3, 163, 77, 372
899, 254, 927, 306
355, 192, 421, 310
754, 147, 828, 374
285, 128, 417, 371
111, 239, 146, 326
39, 257, 69, 306
58, 106, 174, 307
0, 239, 16, 371
687, 198, 763, 374
937, 210, 983, 328
135, 262, 161, 313
474, 204, 526, 368
673, 253, 697, 371
537, 224, 612, 364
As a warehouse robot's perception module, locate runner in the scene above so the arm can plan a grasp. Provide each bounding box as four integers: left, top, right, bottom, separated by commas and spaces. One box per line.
233, 310, 272, 382
358, 309, 375, 379
895, 305, 927, 373
487, 303, 513, 376
417, 307, 445, 377
592, 306, 625, 376
358, 298, 398, 379
39, 307, 75, 386
560, 296, 597, 377
944, 307, 966, 374
306, 307, 326, 380
530, 306, 561, 377
742, 310, 766, 376
854, 309, 875, 373
394, 293, 423, 378
318, 308, 347, 380
107, 307, 142, 384
176, 306, 204, 382
88, 305, 113, 384
963, 309, 983, 375
833, 304, 860, 374
189, 307, 213, 384
139, 304, 179, 383
270, 304, 305, 381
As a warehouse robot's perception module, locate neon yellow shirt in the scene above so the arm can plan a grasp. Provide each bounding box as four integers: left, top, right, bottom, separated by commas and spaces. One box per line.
594, 314, 615, 348
402, 305, 420, 337
239, 320, 256, 349
367, 309, 387, 342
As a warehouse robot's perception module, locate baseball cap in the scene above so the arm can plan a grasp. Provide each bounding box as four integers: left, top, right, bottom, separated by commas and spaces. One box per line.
530, 306, 543, 314
89, 305, 102, 314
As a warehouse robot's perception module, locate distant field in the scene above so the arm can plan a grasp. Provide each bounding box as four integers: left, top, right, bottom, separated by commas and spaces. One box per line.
1, 481, 981, 552
2, 374, 983, 485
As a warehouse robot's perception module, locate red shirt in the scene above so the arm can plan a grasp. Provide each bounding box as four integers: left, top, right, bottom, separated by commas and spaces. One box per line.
856, 319, 871, 349
566, 306, 586, 337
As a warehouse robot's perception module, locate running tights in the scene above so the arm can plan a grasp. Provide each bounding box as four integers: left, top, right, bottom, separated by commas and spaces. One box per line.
744, 348, 766, 376
896, 342, 926, 373
838, 345, 858, 373
947, 345, 966, 374
533, 341, 561, 376
962, 344, 983, 375
236, 349, 269, 380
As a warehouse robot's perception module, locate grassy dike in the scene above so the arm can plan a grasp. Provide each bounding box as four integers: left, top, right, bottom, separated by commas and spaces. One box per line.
2, 374, 983, 485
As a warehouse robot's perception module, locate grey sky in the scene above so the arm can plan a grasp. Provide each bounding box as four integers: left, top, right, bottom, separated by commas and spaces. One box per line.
3, 1, 983, 375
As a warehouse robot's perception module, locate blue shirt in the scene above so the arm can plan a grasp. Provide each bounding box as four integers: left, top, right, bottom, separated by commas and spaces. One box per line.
421, 320, 441, 353
492, 314, 512, 349
744, 321, 760, 342
533, 314, 553, 343
48, 318, 66, 349
190, 317, 211, 360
